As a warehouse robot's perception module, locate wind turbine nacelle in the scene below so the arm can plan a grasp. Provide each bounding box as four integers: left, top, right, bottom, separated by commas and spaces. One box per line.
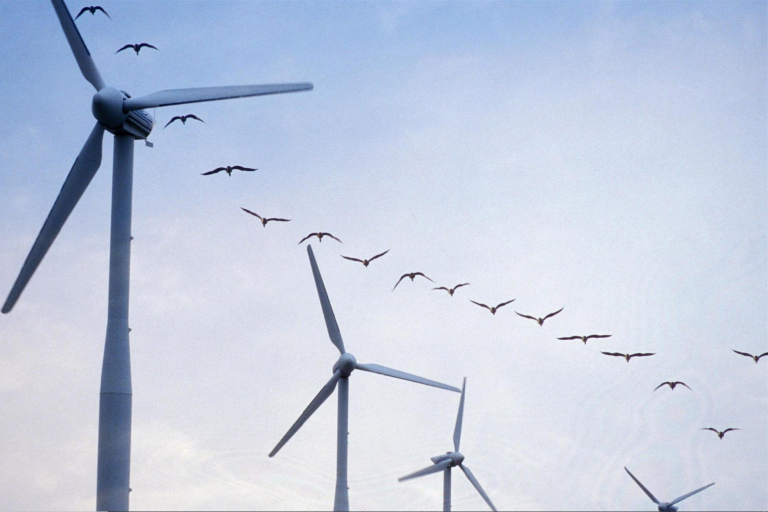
658, 504, 676, 512
431, 454, 452, 464
92, 87, 154, 139
116, 109, 154, 140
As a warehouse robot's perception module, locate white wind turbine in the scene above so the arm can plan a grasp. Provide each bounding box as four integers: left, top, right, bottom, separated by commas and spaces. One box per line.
269, 245, 460, 511
624, 467, 714, 511
398, 378, 498, 511
2, 1, 312, 510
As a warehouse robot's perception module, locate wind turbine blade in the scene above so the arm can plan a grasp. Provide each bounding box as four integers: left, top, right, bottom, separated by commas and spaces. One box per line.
269, 370, 342, 458
398, 459, 452, 482
3, 123, 105, 314
624, 467, 660, 505
453, 377, 466, 452
460, 464, 497, 511
50, 0, 106, 90
123, 83, 313, 111
306, 245, 346, 354
669, 482, 715, 506
356, 363, 460, 393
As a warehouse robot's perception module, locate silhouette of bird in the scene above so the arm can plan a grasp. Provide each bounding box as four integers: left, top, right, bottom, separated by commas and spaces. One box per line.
341, 250, 389, 267
654, 381, 692, 392
601, 352, 655, 362
298, 232, 342, 244
733, 350, 768, 363
516, 308, 564, 326
116, 43, 158, 55
75, 5, 110, 19
240, 208, 290, 227
432, 283, 470, 296
701, 427, 739, 439
558, 334, 612, 344
201, 165, 256, 176
470, 299, 515, 315
164, 114, 204, 128
392, 272, 434, 291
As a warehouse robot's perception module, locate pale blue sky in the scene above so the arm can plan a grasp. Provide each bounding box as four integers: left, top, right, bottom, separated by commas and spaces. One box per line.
0, 1, 765, 510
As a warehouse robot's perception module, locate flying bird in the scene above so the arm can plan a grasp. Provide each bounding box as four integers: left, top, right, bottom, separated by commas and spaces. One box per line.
240, 208, 290, 227
470, 299, 515, 315
732, 350, 768, 363
201, 165, 256, 176
654, 381, 692, 392
75, 5, 110, 19
432, 283, 470, 296
298, 232, 342, 244
701, 427, 739, 439
341, 250, 389, 267
116, 43, 158, 55
601, 352, 655, 362
515, 307, 564, 326
164, 114, 204, 128
558, 334, 612, 344
392, 272, 434, 291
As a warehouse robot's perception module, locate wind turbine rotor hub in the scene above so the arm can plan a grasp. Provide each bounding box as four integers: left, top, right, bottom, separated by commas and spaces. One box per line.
449, 452, 465, 466
333, 353, 357, 377
658, 504, 676, 512
91, 87, 128, 128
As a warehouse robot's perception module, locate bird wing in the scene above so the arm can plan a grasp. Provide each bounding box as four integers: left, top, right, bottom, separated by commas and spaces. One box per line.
653, 382, 671, 391
392, 275, 409, 291
601, 352, 625, 358
139, 43, 158, 50
322, 233, 342, 243
240, 208, 262, 220
232, 165, 256, 171
722, 428, 740, 434
758, 352, 768, 360
115, 44, 133, 53
265, 218, 290, 223
701, 428, 719, 433
368, 250, 390, 262
341, 255, 364, 264
453, 283, 470, 290
186, 114, 204, 122
432, 286, 449, 292
495, 299, 516, 310
95, 6, 111, 18
75, 7, 88, 19
413, 272, 434, 282
470, 300, 492, 311
676, 381, 692, 391
586, 334, 612, 339
732, 350, 754, 358
163, 116, 182, 128
558, 336, 582, 340
298, 233, 316, 245
516, 312, 537, 321
201, 168, 224, 175
630, 353, 655, 358
543, 307, 564, 321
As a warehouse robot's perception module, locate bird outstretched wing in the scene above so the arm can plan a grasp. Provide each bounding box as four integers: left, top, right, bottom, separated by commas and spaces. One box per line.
164, 116, 183, 128
320, 233, 342, 243
368, 250, 390, 262
201, 167, 225, 175
675, 381, 692, 390
240, 208, 262, 220
413, 272, 433, 282
432, 286, 449, 292
470, 300, 492, 311
496, 299, 516, 310
721, 428, 740, 435
94, 6, 111, 18
732, 350, 754, 358
453, 283, 470, 290
516, 312, 537, 321
586, 334, 612, 340
298, 233, 317, 245
629, 353, 655, 359
558, 336, 582, 341
759, 352, 768, 360
116, 44, 134, 53
232, 166, 256, 172
393, 275, 410, 291
75, 7, 89, 19
653, 382, 671, 391
185, 114, 204, 123
341, 255, 364, 264
138, 43, 158, 51
543, 307, 564, 321
601, 352, 625, 358
265, 217, 290, 223
701, 427, 719, 433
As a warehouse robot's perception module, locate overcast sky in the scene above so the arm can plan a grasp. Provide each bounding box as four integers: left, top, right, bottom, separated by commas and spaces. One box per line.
0, 1, 765, 510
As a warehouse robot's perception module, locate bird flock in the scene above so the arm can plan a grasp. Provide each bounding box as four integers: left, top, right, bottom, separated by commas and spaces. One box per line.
73, 4, 765, 510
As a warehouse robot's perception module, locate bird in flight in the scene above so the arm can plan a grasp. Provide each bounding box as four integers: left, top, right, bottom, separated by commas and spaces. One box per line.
116, 43, 158, 55
341, 250, 390, 267
298, 232, 342, 244
732, 350, 768, 363
601, 352, 655, 362
202, 165, 256, 177
470, 299, 516, 315
240, 208, 290, 227
654, 381, 691, 392
392, 272, 434, 291
516, 308, 564, 326
75, 5, 110, 19
432, 283, 470, 296
558, 334, 612, 344
701, 427, 739, 439
164, 114, 204, 128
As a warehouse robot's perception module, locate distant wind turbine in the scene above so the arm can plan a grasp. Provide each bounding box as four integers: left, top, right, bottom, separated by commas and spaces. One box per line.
269, 245, 460, 511
1, 1, 312, 510
399, 378, 497, 511
624, 467, 714, 511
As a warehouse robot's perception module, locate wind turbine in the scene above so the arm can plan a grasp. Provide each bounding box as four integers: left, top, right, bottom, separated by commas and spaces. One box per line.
269, 245, 460, 511
624, 467, 714, 511
398, 378, 498, 511
3, 1, 312, 510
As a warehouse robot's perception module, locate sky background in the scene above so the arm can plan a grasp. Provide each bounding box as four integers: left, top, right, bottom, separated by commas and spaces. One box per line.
0, 0, 766, 510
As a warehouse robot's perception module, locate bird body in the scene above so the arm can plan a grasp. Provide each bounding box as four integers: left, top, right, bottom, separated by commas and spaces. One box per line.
558, 334, 612, 344
701, 427, 739, 439
116, 43, 158, 55
654, 381, 691, 392
240, 207, 290, 227
341, 250, 389, 267
393, 272, 433, 290
202, 165, 256, 176
470, 299, 515, 315
164, 114, 204, 128
433, 283, 470, 296
601, 351, 655, 362
516, 308, 564, 326
733, 350, 768, 363
75, 5, 110, 19
298, 232, 342, 244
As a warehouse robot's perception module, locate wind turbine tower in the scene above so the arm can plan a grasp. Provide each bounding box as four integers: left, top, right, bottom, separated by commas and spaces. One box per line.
3, 1, 312, 510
